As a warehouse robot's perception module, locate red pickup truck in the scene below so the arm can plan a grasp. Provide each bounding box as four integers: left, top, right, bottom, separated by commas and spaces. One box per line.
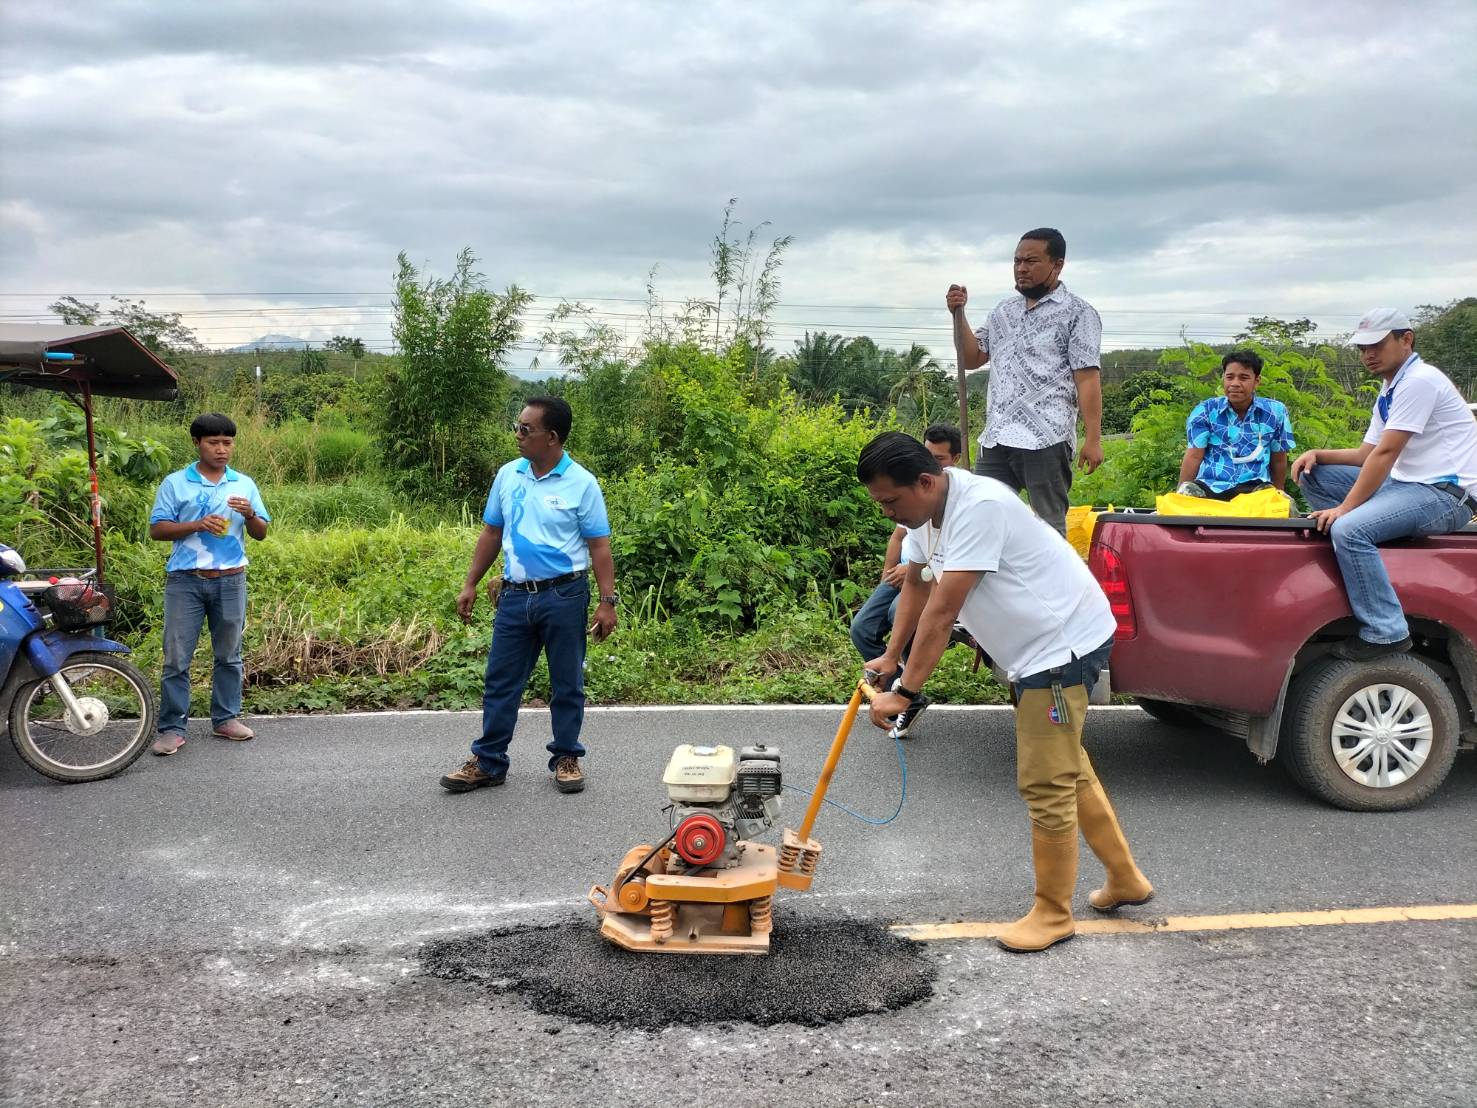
1088, 512, 1477, 811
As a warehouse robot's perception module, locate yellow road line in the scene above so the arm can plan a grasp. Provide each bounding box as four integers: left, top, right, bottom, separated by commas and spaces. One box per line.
892, 903, 1477, 942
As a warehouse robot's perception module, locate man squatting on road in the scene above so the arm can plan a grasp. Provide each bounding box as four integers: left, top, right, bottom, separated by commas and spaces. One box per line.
857, 431, 1153, 952
440, 396, 619, 795
849, 423, 964, 739
947, 227, 1104, 537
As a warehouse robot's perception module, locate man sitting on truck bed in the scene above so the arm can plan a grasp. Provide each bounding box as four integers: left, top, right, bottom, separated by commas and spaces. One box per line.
1176, 349, 1294, 500
1292, 308, 1477, 661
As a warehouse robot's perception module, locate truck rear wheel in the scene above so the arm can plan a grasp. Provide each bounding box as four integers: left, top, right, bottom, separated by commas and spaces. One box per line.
1281, 654, 1459, 811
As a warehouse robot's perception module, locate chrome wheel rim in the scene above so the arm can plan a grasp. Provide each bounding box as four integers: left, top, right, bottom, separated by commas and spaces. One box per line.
1330, 682, 1433, 789
23, 663, 146, 772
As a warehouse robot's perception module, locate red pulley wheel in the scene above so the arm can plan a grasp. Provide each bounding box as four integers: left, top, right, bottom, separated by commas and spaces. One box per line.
673, 812, 726, 867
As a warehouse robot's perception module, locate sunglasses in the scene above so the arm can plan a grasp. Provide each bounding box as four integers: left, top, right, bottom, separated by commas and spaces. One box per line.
513, 421, 546, 436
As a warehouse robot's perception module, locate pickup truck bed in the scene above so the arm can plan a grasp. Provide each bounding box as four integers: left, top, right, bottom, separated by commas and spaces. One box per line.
1089, 512, 1477, 810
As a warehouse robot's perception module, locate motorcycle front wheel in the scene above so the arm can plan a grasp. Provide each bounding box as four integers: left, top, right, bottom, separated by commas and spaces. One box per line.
8, 652, 156, 783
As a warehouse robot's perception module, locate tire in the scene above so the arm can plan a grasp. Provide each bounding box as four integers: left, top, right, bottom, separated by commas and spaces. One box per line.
1134, 697, 1198, 728
1280, 654, 1459, 811
8, 652, 156, 783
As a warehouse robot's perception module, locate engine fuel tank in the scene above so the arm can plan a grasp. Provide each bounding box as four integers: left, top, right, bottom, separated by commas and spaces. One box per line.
663, 744, 736, 802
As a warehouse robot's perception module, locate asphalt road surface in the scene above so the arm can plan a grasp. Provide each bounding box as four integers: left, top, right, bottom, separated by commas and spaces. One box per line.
3, 705, 1475, 1107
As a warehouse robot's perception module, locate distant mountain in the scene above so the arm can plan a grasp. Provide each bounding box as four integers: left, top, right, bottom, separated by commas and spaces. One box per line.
230, 334, 312, 352
508, 366, 564, 382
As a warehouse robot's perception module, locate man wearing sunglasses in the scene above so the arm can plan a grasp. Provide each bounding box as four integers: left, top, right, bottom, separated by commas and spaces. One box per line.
440, 397, 618, 794
1176, 350, 1294, 500
1292, 309, 1477, 661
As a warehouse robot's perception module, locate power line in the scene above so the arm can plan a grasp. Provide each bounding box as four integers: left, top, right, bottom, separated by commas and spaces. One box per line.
0, 290, 1394, 318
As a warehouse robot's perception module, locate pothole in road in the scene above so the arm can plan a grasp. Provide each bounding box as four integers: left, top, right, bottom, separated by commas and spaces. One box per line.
420, 916, 935, 1029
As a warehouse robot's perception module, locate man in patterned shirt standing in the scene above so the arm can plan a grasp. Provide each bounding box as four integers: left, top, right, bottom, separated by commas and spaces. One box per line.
946, 228, 1103, 536
1176, 350, 1295, 499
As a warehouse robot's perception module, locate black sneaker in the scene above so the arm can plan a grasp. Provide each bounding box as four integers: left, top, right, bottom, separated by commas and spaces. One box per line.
1332, 635, 1413, 662
888, 693, 932, 739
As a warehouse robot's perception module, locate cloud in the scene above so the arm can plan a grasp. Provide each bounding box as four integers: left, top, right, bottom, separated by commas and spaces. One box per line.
1, 0, 1474, 354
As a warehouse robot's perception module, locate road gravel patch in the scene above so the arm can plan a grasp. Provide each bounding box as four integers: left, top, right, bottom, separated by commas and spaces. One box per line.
420, 914, 936, 1029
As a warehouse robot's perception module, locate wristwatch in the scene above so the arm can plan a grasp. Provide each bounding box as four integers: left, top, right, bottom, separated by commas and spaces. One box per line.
895, 683, 921, 701
599, 593, 619, 607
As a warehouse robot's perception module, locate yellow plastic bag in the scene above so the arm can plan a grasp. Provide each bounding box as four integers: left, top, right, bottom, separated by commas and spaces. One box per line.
1154, 487, 1292, 519
1065, 504, 1111, 558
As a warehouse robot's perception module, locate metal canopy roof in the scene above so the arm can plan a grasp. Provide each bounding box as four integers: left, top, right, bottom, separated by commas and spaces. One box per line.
0, 324, 180, 401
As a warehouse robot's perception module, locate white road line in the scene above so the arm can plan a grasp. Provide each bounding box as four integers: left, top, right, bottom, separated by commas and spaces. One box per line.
236, 705, 1147, 720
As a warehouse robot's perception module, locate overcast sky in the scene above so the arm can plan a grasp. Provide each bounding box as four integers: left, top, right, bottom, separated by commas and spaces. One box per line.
2, 0, 1474, 364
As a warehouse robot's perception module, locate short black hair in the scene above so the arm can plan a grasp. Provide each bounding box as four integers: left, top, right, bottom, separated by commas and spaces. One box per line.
1221, 349, 1264, 376
524, 396, 573, 442
922, 423, 963, 457
1390, 328, 1414, 339
190, 412, 237, 440
857, 431, 942, 486
1020, 227, 1066, 262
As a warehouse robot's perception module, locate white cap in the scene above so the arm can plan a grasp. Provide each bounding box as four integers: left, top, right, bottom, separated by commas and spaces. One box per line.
1350, 307, 1413, 346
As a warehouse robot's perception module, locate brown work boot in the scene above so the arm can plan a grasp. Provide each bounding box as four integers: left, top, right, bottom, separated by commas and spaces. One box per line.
212, 718, 254, 741
996, 827, 1078, 953
440, 757, 506, 793
553, 756, 585, 793
1077, 780, 1155, 912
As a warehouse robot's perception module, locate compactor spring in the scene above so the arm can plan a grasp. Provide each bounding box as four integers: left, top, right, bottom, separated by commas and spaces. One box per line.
748, 895, 773, 935
649, 900, 675, 943
800, 848, 820, 876
778, 841, 801, 872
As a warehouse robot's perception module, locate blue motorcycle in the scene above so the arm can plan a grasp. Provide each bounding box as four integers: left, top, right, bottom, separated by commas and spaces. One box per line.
0, 544, 155, 782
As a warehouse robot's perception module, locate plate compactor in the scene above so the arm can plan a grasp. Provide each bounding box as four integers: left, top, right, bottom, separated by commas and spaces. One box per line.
589, 679, 881, 955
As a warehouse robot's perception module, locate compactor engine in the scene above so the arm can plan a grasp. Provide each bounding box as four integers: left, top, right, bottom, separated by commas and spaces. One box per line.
661, 744, 782, 871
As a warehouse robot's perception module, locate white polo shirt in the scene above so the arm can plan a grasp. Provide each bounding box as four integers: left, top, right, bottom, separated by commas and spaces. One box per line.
1364, 354, 1477, 496
900, 469, 1115, 680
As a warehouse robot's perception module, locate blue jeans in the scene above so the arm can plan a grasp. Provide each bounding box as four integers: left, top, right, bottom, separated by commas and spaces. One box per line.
849, 580, 900, 664
1299, 465, 1473, 644
159, 571, 247, 736
1014, 639, 1114, 697
473, 577, 589, 776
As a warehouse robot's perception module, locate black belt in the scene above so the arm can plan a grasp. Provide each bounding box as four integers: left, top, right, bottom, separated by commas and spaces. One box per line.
503, 571, 586, 593
1435, 483, 1477, 516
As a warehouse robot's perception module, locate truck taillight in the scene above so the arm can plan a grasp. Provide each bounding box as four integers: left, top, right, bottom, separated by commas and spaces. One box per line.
1088, 540, 1136, 640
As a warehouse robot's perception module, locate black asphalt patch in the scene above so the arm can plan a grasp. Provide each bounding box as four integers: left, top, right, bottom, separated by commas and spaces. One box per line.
420, 915, 936, 1029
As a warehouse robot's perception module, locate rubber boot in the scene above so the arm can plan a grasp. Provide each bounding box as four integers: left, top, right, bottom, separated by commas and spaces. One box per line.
1077, 779, 1154, 912
996, 827, 1078, 953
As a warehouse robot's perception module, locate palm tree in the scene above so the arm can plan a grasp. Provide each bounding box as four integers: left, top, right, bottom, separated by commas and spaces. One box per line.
887, 343, 944, 424
787, 332, 852, 405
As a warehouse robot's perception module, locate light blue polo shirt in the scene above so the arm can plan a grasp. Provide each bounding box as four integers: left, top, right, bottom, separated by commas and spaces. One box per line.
149, 463, 270, 572
482, 453, 610, 583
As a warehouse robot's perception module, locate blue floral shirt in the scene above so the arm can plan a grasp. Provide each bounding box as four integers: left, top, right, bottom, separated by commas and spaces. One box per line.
1186, 396, 1295, 493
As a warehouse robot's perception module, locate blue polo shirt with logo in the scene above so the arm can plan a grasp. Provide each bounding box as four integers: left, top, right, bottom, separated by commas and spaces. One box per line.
149, 463, 270, 572
482, 454, 611, 583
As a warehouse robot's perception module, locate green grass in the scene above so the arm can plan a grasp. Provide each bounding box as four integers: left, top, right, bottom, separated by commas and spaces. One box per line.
95, 514, 1013, 715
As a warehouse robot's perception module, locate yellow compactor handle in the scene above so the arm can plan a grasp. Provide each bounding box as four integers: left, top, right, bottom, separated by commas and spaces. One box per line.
796, 678, 879, 842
